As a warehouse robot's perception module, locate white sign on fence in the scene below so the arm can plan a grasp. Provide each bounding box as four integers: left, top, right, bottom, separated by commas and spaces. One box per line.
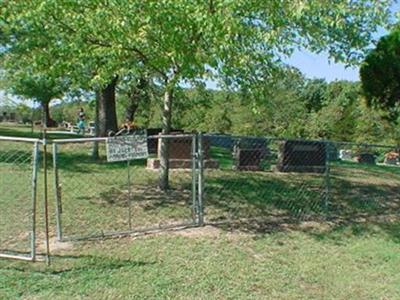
106, 133, 149, 162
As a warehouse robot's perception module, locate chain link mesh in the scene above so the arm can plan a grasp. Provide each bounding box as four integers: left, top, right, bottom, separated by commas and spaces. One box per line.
53, 135, 196, 241
203, 135, 328, 228
1, 133, 399, 258
0, 140, 37, 258
329, 142, 400, 223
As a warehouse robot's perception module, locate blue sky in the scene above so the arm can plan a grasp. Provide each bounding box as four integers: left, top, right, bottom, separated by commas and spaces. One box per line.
286, 50, 359, 82
287, 2, 399, 82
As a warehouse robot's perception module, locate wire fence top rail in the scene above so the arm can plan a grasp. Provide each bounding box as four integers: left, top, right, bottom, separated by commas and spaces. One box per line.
0, 133, 397, 149
0, 136, 42, 143
203, 133, 398, 150
26, 133, 196, 144
52, 137, 108, 144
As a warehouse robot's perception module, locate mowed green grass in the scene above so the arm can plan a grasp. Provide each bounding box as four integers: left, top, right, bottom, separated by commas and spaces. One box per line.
1, 124, 400, 299
1, 228, 400, 299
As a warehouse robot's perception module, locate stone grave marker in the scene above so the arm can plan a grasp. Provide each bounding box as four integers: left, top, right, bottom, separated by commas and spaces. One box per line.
384, 151, 399, 165
354, 152, 376, 164
232, 138, 269, 171
277, 140, 327, 173
147, 134, 219, 169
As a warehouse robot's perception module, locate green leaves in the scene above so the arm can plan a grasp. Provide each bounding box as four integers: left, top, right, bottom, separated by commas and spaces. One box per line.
0, 0, 394, 101
360, 28, 400, 120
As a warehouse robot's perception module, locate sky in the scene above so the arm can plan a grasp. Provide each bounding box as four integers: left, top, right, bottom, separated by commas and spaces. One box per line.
286, 2, 400, 82
286, 50, 359, 82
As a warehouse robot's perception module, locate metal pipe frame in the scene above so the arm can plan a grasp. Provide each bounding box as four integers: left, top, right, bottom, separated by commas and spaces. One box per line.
52, 143, 63, 241
58, 221, 197, 242
0, 136, 41, 143
197, 133, 205, 226
0, 141, 40, 262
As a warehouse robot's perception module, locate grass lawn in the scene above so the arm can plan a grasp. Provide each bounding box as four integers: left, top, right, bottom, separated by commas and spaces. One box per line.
1, 124, 400, 299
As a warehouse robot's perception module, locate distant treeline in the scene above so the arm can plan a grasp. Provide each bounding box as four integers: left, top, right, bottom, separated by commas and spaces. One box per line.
5, 72, 399, 145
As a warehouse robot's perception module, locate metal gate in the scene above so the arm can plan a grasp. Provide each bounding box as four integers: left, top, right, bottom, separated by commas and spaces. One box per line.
0, 137, 40, 261
52, 134, 203, 241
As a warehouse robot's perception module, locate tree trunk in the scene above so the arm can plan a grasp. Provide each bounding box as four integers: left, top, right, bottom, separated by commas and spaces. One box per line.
92, 91, 100, 160
98, 77, 118, 137
159, 87, 173, 190
41, 100, 56, 128
125, 77, 148, 122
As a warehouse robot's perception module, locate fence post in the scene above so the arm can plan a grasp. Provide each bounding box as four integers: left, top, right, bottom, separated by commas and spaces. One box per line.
197, 133, 204, 226
191, 134, 198, 224
127, 159, 132, 231
42, 136, 51, 265
52, 143, 63, 241
30, 142, 39, 261
324, 141, 331, 216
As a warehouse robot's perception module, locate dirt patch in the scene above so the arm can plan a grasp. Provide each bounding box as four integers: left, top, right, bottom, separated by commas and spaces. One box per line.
171, 225, 223, 238
37, 237, 74, 253
295, 221, 332, 231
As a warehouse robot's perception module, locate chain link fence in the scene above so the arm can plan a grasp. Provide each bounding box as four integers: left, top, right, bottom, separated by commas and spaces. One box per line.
328, 141, 400, 223
202, 134, 400, 231
0, 137, 39, 261
1, 132, 399, 262
52, 134, 199, 241
202, 135, 329, 228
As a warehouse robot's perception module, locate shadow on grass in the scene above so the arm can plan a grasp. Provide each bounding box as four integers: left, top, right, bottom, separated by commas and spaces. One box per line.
1, 252, 154, 275
309, 221, 400, 244
204, 169, 400, 242
205, 172, 326, 219
78, 184, 192, 210
0, 150, 33, 166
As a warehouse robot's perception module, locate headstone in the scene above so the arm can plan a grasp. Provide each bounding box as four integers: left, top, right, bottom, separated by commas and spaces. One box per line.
165, 136, 196, 160
354, 153, 375, 164
147, 134, 219, 169
277, 140, 327, 173
232, 138, 268, 171
146, 128, 184, 154
339, 149, 353, 161
384, 152, 399, 165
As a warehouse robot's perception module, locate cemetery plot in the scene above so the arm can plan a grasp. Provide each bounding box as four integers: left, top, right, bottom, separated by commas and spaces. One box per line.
329, 142, 400, 216
203, 135, 328, 223
203, 135, 400, 228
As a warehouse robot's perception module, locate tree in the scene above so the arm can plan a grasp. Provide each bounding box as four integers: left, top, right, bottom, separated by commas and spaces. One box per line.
299, 79, 328, 112
0, 70, 64, 127
0, 3, 122, 136
305, 81, 361, 141
1, 0, 394, 189
360, 28, 400, 120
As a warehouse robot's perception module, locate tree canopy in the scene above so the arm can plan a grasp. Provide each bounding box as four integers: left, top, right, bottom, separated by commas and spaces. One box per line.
360, 28, 400, 119
1, 1, 393, 89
